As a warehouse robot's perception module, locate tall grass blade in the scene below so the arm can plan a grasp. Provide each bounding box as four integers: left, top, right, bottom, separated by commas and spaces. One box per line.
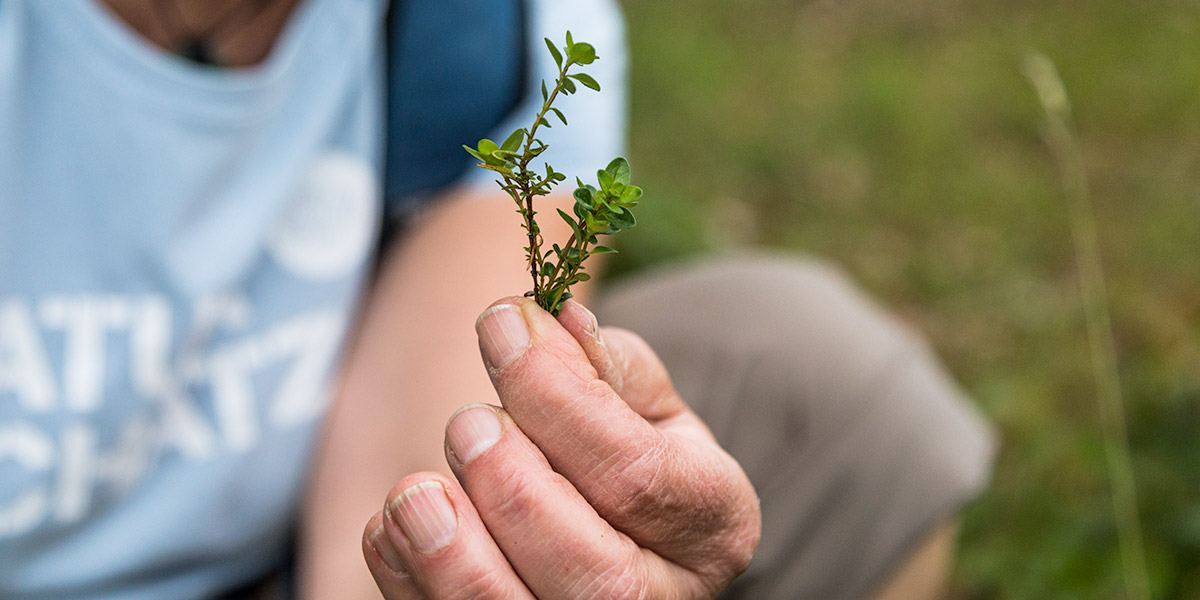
1023, 52, 1150, 600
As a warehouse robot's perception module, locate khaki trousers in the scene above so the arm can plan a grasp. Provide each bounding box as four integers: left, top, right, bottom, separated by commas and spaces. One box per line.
595, 254, 995, 600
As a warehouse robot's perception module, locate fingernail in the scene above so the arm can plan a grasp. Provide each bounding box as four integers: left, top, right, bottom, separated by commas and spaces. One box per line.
577, 301, 599, 337
369, 524, 406, 574
446, 404, 502, 465
559, 300, 602, 345
476, 304, 530, 369
389, 481, 458, 553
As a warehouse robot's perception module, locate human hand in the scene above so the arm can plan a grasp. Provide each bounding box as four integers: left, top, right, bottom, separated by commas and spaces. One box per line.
361, 298, 761, 599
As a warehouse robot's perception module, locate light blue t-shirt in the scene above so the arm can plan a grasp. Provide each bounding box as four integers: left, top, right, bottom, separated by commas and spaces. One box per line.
0, 0, 389, 597
0, 0, 626, 598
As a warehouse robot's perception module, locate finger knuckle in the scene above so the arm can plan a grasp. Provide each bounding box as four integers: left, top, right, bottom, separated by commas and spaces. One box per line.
721, 516, 760, 579
445, 564, 516, 600
606, 436, 673, 527
697, 479, 762, 585
611, 442, 737, 534
487, 464, 545, 525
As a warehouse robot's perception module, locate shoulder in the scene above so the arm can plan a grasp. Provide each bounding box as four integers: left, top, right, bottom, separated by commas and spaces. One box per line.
382, 0, 527, 203
528, 0, 626, 46
382, 0, 630, 214
466, 0, 629, 188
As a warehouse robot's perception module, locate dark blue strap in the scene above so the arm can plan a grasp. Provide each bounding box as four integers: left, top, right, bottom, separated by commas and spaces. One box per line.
383, 0, 528, 218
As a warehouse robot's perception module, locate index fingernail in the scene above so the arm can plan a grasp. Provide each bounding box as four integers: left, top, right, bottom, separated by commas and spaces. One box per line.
476, 304, 530, 369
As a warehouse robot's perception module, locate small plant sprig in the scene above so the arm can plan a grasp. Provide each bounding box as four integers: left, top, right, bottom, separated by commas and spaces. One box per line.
464, 32, 642, 316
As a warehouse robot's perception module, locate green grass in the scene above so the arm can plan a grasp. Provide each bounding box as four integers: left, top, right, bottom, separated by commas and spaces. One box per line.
612, 0, 1200, 597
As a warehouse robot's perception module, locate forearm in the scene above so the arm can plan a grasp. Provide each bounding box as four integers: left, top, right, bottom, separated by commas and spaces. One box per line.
298, 187, 587, 600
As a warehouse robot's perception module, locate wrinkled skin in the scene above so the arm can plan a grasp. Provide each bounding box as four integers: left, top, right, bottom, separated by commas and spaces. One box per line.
362, 298, 762, 600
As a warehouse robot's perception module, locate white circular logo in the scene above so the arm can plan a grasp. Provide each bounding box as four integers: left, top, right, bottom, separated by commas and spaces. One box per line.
268, 153, 380, 280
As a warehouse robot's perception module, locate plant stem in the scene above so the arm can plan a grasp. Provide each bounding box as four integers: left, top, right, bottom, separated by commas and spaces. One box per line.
515, 178, 540, 295
1024, 52, 1150, 600
543, 225, 589, 311
514, 60, 572, 303
522, 72, 566, 163
470, 35, 619, 317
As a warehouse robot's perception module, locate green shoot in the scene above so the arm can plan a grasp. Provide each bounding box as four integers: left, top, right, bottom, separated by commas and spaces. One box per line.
464, 32, 642, 316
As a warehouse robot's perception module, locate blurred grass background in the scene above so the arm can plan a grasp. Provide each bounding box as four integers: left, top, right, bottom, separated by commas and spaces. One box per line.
609, 0, 1200, 597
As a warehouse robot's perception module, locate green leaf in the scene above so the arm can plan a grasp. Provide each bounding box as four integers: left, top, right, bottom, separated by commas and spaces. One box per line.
463, 145, 487, 162
556, 208, 576, 228
538, 116, 552, 128
565, 30, 574, 48
544, 37, 563, 68
541, 80, 548, 102
602, 198, 621, 215
492, 149, 519, 162
571, 73, 601, 91
583, 211, 604, 233
550, 106, 568, 126
478, 163, 514, 177
596, 168, 614, 191
561, 77, 577, 94
574, 199, 595, 220
591, 245, 618, 254
477, 139, 499, 155
620, 185, 643, 203
574, 272, 591, 282
541, 262, 555, 277
480, 155, 508, 167
501, 129, 525, 152
568, 42, 596, 65
605, 157, 631, 185
573, 186, 594, 208
475, 140, 506, 167
604, 207, 634, 231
